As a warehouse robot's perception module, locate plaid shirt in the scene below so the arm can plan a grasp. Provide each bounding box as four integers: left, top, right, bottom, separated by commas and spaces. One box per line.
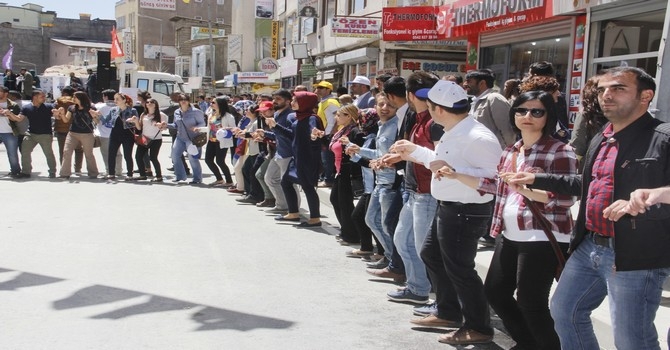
585, 124, 617, 237
479, 135, 578, 238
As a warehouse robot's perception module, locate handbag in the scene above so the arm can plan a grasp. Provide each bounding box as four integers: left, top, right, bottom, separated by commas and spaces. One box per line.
179, 119, 208, 147
134, 128, 162, 147
511, 151, 566, 281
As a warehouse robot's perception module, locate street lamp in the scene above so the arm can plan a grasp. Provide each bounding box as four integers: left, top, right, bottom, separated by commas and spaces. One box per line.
137, 13, 163, 72
18, 60, 37, 73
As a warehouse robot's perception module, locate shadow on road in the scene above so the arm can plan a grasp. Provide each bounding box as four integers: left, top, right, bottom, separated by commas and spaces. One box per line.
0, 268, 294, 332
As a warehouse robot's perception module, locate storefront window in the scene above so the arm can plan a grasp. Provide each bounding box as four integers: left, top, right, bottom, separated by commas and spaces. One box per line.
482, 36, 570, 93
593, 10, 664, 77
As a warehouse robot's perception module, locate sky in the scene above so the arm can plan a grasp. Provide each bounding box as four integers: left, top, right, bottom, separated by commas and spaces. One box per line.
4, 0, 117, 20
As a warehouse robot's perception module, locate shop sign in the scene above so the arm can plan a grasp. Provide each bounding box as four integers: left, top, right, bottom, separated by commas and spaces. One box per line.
399, 58, 464, 78
271, 21, 280, 59
331, 17, 381, 38
378, 68, 399, 75
382, 6, 440, 41
139, 0, 175, 11
301, 63, 318, 78
440, 0, 552, 38
190, 26, 225, 40
259, 57, 279, 74
236, 72, 270, 83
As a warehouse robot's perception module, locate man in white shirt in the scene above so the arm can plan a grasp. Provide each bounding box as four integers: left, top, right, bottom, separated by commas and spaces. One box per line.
393, 80, 502, 345
96, 89, 123, 176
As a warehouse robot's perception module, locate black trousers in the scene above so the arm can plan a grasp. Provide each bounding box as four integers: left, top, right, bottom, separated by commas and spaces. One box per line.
242, 154, 264, 201
352, 193, 383, 253
420, 201, 493, 335
205, 141, 232, 183
135, 139, 162, 177
485, 237, 567, 350
330, 163, 358, 242
109, 129, 134, 177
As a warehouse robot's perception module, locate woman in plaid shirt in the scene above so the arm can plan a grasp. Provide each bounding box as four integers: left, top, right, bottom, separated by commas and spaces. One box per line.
443, 91, 577, 350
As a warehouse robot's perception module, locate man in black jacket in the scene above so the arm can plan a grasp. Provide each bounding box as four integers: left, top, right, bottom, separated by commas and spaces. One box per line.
509, 66, 669, 350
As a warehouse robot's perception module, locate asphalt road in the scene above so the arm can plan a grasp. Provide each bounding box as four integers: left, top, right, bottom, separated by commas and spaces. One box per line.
0, 137, 666, 349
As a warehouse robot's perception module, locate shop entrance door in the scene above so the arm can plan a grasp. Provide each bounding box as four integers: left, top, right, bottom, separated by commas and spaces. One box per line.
481, 46, 510, 91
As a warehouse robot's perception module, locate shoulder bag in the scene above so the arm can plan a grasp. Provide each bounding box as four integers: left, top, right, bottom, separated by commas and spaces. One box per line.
179, 118, 208, 147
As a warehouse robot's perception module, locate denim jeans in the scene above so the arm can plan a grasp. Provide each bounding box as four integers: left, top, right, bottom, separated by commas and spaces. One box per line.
393, 191, 437, 296
366, 185, 403, 260
550, 236, 669, 350
0, 133, 20, 174
171, 138, 202, 182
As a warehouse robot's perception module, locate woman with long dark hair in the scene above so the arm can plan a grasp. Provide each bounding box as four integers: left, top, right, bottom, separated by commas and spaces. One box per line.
162, 93, 206, 184
444, 91, 577, 350
94, 93, 138, 180
205, 96, 236, 186
58, 91, 99, 179
129, 97, 167, 182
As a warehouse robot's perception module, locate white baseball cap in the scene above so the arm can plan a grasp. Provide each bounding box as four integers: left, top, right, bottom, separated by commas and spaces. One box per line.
415, 80, 469, 109
347, 76, 371, 86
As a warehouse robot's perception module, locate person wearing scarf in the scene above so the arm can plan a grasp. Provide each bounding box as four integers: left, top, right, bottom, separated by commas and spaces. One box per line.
266, 91, 323, 227
326, 104, 365, 243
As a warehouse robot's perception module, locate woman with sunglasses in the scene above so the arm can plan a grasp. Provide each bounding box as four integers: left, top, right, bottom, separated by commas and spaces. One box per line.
94, 93, 138, 180
441, 91, 577, 350
129, 98, 167, 182
321, 104, 365, 243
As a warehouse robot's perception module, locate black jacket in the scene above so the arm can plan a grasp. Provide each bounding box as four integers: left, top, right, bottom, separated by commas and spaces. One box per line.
532, 113, 670, 271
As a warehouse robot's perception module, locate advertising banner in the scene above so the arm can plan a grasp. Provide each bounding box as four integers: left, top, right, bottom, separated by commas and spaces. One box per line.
139, 0, 176, 11
331, 17, 381, 38
190, 27, 225, 40
382, 6, 440, 41
255, 0, 274, 19
298, 0, 319, 17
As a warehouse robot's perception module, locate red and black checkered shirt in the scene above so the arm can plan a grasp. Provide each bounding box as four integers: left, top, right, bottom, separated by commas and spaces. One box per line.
585, 124, 617, 237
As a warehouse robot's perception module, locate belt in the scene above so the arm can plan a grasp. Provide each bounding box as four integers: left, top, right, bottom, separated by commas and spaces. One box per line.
588, 231, 615, 249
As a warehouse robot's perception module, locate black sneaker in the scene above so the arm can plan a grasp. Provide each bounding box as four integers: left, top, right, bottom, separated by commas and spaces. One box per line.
15, 173, 31, 179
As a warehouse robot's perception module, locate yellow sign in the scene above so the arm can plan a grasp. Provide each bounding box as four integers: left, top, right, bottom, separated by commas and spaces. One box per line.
271, 21, 280, 59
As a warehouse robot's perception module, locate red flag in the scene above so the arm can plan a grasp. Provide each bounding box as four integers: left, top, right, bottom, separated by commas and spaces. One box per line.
110, 26, 124, 59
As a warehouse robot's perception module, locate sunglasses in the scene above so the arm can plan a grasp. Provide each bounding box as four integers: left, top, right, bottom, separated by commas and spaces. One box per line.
513, 107, 546, 118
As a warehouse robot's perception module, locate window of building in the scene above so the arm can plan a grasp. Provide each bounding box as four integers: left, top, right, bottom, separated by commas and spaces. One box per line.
194, 16, 203, 20
217, 0, 224, 4
116, 16, 126, 29
257, 37, 272, 60
216, 17, 225, 24
349, 0, 366, 14
592, 10, 664, 77
321, 0, 337, 27
482, 36, 571, 93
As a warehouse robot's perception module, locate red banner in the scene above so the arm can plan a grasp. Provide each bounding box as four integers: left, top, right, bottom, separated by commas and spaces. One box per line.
438, 0, 553, 38
382, 6, 440, 41
110, 26, 125, 59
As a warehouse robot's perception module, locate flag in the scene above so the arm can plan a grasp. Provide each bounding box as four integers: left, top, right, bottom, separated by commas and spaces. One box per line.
2, 44, 13, 70
110, 26, 125, 59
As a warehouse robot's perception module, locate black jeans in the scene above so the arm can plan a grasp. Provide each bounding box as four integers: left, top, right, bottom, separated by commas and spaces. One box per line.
352, 193, 383, 253
205, 141, 232, 183
109, 129, 134, 177
421, 200, 493, 335
485, 237, 567, 350
135, 139, 162, 177
282, 166, 320, 219
242, 154, 264, 201
330, 163, 357, 242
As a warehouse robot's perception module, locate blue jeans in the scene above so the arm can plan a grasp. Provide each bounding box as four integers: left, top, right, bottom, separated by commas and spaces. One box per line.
393, 192, 437, 296
0, 133, 20, 174
365, 184, 401, 260
171, 138, 202, 182
550, 236, 669, 350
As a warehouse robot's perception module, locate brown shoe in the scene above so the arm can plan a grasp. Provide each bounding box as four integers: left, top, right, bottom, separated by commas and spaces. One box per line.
438, 328, 493, 345
410, 315, 462, 328
365, 267, 406, 283
256, 198, 276, 208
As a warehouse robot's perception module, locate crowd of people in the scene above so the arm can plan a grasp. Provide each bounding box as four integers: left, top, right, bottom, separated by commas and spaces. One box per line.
0, 62, 668, 349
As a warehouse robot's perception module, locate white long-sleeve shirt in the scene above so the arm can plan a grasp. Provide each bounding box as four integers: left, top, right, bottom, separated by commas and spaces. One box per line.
409, 116, 502, 203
